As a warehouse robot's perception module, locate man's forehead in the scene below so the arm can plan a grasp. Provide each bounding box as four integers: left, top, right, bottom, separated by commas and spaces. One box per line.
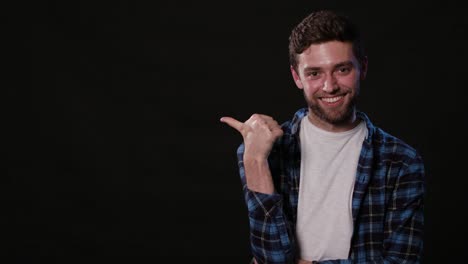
302, 40, 353, 53
298, 41, 357, 69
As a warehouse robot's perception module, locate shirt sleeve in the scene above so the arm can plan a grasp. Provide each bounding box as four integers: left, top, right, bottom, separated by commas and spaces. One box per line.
380, 152, 424, 263
237, 143, 296, 264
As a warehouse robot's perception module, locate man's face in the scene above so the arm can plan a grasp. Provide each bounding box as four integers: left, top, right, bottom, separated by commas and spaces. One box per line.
291, 41, 367, 129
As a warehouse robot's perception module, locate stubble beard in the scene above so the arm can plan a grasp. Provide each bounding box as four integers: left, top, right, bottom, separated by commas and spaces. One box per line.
305, 89, 359, 126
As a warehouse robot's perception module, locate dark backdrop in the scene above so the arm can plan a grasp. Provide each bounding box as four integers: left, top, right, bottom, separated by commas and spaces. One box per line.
5, 1, 467, 263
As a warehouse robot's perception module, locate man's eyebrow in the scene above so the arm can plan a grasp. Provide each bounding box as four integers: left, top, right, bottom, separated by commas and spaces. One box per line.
334, 61, 354, 68
303, 61, 355, 72
303, 66, 322, 72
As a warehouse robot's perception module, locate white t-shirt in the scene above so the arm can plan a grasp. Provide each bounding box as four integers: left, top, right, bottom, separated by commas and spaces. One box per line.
296, 116, 367, 261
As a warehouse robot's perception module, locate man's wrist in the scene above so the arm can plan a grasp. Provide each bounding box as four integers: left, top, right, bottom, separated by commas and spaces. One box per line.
243, 153, 268, 163
243, 158, 275, 194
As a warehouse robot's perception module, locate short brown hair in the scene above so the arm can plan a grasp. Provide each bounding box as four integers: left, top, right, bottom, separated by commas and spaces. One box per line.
288, 10, 365, 71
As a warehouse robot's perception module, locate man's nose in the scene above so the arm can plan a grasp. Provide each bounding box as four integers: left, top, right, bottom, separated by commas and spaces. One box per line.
322, 74, 338, 92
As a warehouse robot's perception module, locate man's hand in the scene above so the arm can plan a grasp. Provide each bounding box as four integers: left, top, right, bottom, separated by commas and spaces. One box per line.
220, 114, 283, 160
221, 114, 283, 194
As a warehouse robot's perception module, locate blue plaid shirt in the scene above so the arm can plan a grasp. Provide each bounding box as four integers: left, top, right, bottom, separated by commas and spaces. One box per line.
237, 108, 424, 264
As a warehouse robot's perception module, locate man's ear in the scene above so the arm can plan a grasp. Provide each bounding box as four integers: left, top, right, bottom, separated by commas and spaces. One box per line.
360, 56, 368, 80
290, 66, 304, 89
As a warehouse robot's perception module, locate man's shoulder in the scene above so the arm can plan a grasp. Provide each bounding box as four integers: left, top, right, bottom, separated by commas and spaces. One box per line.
357, 111, 421, 161
371, 123, 421, 161
280, 108, 308, 136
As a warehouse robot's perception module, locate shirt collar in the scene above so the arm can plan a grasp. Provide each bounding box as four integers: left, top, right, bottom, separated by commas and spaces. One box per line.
285, 108, 375, 142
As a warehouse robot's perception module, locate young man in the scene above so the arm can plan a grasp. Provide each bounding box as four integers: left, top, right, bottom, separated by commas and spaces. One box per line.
220, 10, 424, 264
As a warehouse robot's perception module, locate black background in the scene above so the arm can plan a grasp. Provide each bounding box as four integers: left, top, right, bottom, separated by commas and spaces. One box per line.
5, 0, 468, 263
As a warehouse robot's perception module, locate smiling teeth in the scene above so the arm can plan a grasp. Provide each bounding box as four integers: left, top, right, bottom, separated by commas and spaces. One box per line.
322, 96, 343, 103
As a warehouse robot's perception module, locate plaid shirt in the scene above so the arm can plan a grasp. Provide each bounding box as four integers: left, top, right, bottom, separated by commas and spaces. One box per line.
236, 108, 425, 264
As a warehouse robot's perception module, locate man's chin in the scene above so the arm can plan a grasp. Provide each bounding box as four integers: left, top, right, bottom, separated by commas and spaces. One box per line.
310, 105, 354, 125
323, 114, 351, 125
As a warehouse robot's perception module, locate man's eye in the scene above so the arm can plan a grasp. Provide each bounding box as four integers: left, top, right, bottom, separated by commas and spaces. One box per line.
309, 72, 319, 76
338, 67, 350, 73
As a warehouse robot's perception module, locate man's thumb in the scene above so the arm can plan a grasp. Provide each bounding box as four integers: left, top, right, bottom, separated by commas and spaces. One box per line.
220, 116, 244, 133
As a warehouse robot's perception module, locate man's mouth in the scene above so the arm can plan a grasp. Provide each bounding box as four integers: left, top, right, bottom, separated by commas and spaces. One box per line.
320, 95, 344, 103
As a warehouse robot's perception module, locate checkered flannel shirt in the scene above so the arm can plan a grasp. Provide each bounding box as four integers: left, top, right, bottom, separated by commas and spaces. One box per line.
237, 108, 425, 264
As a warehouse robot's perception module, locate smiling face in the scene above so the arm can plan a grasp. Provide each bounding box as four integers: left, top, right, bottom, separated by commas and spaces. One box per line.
291, 41, 367, 132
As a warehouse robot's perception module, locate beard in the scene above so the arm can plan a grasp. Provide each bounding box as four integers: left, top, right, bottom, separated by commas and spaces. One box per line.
304, 88, 359, 126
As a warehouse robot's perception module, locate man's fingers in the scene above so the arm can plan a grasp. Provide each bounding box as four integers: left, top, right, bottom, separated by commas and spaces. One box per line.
255, 114, 273, 120
220, 116, 244, 133
272, 127, 284, 138
264, 118, 279, 128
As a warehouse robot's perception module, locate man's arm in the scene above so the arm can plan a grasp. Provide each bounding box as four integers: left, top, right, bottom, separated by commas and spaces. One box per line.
237, 143, 296, 264
221, 114, 297, 264
379, 153, 424, 263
